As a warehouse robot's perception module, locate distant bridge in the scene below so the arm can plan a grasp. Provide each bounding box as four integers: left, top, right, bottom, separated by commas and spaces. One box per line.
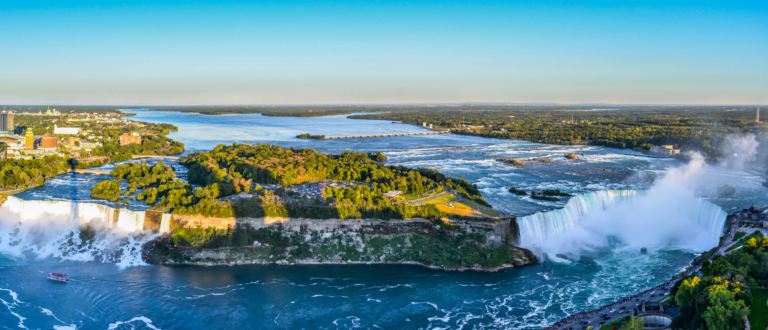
132, 155, 180, 160
326, 131, 450, 139
73, 169, 111, 175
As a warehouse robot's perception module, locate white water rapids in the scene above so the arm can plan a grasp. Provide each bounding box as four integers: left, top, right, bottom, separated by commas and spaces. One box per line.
0, 196, 171, 267
518, 190, 727, 258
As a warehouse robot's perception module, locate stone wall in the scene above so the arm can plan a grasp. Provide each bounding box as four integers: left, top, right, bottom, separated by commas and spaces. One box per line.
168, 213, 520, 246
144, 210, 164, 231
171, 214, 237, 229
235, 216, 519, 246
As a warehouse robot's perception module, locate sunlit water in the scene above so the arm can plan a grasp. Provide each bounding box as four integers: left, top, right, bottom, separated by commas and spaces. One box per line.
0, 111, 764, 329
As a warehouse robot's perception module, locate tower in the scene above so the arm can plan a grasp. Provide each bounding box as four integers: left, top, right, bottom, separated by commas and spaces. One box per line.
25, 130, 34, 150
757, 107, 762, 124
0, 112, 13, 133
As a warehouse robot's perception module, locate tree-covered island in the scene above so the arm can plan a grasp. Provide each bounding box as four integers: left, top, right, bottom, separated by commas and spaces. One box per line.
130, 143, 535, 271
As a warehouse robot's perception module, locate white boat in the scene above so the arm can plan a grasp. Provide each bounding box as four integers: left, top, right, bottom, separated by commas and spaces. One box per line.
47, 273, 69, 282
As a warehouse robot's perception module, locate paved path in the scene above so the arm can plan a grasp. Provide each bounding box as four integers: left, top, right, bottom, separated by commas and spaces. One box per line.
550, 280, 678, 330
407, 191, 451, 205
549, 212, 743, 330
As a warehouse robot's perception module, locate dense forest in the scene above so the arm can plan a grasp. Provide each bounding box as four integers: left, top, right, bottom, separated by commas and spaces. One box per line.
672, 234, 768, 330
347, 105, 767, 162
88, 161, 234, 216
90, 180, 122, 201
111, 161, 176, 193
179, 143, 490, 219
296, 133, 326, 139
0, 156, 69, 191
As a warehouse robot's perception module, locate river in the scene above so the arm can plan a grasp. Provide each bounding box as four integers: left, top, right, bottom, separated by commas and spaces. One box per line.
0, 110, 764, 329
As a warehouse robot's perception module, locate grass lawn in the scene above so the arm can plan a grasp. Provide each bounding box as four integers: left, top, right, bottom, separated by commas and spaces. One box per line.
599, 315, 629, 330
422, 194, 456, 204
750, 289, 768, 330
480, 209, 501, 217
726, 231, 765, 252
453, 198, 502, 217
405, 191, 440, 201
451, 202, 474, 210
732, 231, 747, 241
436, 204, 480, 216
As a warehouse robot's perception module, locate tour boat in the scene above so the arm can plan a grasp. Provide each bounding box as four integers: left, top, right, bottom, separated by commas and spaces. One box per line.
640, 247, 648, 254
47, 273, 69, 282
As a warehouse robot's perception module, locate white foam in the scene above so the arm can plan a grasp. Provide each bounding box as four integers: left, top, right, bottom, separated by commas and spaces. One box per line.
54, 325, 77, 330
0, 196, 160, 266
108, 316, 160, 330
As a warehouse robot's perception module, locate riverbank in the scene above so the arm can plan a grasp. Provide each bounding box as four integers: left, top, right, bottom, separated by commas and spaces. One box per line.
144, 215, 537, 272
548, 211, 744, 329
152, 245, 536, 273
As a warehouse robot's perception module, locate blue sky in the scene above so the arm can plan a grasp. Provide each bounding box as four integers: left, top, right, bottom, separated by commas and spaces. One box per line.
1, 1, 766, 105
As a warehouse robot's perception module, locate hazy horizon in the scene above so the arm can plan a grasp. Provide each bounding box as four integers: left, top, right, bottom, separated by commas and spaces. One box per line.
1, 103, 766, 108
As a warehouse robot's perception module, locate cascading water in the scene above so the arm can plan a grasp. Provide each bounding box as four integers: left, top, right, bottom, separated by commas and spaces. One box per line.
116, 209, 146, 232
517, 189, 728, 257
159, 213, 172, 234
0, 196, 166, 266
518, 190, 637, 242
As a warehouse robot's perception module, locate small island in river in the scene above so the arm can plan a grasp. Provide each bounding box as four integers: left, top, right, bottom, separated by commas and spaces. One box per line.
82, 143, 535, 271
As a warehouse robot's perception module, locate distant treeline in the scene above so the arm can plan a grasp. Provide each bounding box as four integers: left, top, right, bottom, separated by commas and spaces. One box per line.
348, 105, 768, 162
145, 106, 373, 117
0, 105, 132, 113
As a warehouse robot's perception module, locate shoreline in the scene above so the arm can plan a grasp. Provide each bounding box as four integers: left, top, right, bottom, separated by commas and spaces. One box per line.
548, 213, 741, 329
158, 258, 525, 273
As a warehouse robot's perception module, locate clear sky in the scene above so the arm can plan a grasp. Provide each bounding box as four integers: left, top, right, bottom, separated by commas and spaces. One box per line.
1, 0, 766, 105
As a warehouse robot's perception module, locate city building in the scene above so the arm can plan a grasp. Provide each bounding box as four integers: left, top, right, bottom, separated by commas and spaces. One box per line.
54, 125, 80, 135
0, 112, 14, 133
68, 136, 81, 148
40, 134, 58, 151
649, 145, 680, 158
634, 302, 673, 329
25, 130, 35, 150
384, 190, 403, 198
81, 140, 102, 152
119, 132, 141, 145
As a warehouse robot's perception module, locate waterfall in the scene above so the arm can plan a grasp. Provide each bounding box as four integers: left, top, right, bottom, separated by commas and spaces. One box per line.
159, 213, 172, 234
1, 196, 164, 232
116, 209, 146, 232
76, 202, 118, 227
517, 189, 727, 254
4, 197, 72, 222
518, 190, 637, 242
0, 196, 170, 266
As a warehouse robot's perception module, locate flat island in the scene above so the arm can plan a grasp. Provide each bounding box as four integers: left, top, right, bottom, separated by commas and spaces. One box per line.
84, 143, 536, 271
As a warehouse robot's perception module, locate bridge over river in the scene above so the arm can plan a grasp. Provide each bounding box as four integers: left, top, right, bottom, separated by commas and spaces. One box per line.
325, 131, 450, 139
73, 169, 111, 175
132, 155, 181, 160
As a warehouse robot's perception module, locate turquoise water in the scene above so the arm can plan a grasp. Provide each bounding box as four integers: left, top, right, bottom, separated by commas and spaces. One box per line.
0, 111, 764, 329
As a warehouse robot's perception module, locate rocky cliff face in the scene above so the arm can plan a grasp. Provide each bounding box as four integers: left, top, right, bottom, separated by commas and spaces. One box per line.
229, 216, 520, 246
152, 215, 533, 272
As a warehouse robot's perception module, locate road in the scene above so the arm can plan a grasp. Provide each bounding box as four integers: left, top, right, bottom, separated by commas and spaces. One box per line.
550, 211, 745, 330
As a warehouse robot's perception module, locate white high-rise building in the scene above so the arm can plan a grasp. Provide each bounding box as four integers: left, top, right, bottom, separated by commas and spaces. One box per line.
54, 125, 80, 135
